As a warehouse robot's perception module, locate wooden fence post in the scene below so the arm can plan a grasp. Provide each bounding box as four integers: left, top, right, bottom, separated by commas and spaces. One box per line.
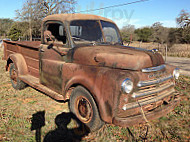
165, 44, 167, 61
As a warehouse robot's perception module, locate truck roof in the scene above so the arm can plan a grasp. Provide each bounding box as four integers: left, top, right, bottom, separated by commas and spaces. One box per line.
43, 13, 114, 24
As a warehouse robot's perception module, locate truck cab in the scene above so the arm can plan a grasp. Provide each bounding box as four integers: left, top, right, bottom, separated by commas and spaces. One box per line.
3, 14, 180, 132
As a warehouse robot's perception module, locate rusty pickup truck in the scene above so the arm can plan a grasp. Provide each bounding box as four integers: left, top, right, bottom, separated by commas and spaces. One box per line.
3, 14, 180, 132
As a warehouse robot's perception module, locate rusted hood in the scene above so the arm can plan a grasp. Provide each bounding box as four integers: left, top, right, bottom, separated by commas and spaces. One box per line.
73, 45, 165, 70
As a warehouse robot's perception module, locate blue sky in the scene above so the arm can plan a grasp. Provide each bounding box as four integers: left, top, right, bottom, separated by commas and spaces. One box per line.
0, 0, 190, 29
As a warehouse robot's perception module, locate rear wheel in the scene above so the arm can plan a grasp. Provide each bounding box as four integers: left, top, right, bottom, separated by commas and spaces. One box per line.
69, 86, 104, 132
9, 63, 26, 90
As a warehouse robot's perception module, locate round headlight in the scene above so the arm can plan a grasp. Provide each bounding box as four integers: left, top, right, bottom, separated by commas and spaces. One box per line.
121, 78, 133, 94
173, 68, 180, 79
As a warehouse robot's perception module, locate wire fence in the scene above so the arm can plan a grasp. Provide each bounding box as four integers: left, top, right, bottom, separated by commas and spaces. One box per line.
128, 41, 190, 59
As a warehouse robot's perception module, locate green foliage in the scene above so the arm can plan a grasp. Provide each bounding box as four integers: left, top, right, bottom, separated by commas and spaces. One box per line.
120, 24, 137, 43
8, 22, 31, 41
167, 28, 181, 47
8, 23, 22, 41
120, 31, 131, 43
120, 9, 190, 45
0, 18, 14, 37
135, 27, 152, 42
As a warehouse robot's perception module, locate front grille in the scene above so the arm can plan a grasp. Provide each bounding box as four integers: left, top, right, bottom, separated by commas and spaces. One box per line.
122, 74, 175, 111
133, 75, 174, 98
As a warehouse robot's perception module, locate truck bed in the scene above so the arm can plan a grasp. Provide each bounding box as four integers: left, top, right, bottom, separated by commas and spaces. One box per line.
3, 40, 41, 78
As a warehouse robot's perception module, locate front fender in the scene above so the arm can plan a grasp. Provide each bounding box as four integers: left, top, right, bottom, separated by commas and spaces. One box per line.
62, 63, 135, 123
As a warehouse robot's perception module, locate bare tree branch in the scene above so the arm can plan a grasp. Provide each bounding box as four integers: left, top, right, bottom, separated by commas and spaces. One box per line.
15, 0, 76, 40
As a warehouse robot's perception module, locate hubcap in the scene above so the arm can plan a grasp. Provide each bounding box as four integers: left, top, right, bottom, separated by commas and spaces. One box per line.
75, 96, 92, 123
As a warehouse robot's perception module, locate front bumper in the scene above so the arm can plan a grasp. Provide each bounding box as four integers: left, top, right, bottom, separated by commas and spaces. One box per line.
113, 97, 180, 127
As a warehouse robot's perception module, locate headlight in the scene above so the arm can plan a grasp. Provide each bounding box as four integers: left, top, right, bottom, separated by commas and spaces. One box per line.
121, 78, 133, 94
173, 68, 180, 79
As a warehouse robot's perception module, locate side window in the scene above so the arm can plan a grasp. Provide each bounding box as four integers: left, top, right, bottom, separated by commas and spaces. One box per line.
44, 23, 67, 46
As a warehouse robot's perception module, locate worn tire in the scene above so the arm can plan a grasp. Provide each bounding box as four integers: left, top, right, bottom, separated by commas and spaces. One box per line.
9, 63, 26, 90
69, 86, 104, 132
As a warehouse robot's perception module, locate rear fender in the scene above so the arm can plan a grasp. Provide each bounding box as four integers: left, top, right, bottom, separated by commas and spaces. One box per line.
7, 53, 28, 76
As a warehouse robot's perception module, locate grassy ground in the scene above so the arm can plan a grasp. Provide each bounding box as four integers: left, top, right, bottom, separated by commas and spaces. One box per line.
0, 49, 189, 142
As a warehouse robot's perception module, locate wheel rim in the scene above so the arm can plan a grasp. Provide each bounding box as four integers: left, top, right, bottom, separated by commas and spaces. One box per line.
11, 68, 17, 85
75, 96, 93, 123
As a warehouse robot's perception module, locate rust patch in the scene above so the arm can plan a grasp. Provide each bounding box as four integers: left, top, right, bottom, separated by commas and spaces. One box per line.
105, 101, 112, 117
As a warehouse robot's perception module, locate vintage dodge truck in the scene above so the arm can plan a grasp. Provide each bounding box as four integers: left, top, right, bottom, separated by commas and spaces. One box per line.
3, 14, 180, 132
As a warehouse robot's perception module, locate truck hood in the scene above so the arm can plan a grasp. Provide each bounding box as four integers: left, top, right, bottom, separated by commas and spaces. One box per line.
73, 45, 165, 70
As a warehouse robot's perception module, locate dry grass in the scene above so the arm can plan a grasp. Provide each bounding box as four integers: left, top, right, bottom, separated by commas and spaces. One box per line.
128, 42, 190, 58
0, 50, 69, 141
0, 49, 189, 142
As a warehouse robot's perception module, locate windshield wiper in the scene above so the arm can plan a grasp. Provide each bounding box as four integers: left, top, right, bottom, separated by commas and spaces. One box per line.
72, 36, 89, 41
96, 41, 122, 46
113, 42, 122, 45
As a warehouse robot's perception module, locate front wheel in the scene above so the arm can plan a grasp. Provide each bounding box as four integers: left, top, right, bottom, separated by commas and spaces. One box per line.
69, 86, 104, 132
9, 63, 26, 90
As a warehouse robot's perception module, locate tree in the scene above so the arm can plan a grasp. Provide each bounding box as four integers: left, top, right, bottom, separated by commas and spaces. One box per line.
176, 10, 190, 43
135, 27, 152, 42
0, 19, 14, 37
8, 23, 22, 41
37, 0, 76, 16
176, 10, 190, 28
120, 24, 137, 43
167, 28, 182, 47
16, 0, 41, 41
151, 22, 169, 44
15, 0, 76, 41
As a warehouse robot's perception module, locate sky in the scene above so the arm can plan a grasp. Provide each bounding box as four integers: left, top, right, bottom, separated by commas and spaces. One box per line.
0, 0, 190, 29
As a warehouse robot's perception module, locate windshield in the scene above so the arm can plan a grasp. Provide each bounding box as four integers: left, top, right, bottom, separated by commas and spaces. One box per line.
69, 20, 122, 45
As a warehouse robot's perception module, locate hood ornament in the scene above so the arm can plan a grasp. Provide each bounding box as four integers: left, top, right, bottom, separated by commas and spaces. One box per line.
151, 49, 158, 53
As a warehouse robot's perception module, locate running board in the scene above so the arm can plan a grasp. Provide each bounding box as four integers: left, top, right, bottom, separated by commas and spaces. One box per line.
19, 75, 64, 100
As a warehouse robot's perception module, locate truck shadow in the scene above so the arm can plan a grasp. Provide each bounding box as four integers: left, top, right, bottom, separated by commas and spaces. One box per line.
31, 111, 90, 142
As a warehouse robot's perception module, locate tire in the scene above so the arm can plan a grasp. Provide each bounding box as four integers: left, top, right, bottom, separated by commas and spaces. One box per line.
69, 86, 104, 132
9, 63, 26, 90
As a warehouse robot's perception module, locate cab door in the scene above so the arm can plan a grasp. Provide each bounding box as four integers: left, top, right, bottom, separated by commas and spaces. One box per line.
39, 21, 70, 94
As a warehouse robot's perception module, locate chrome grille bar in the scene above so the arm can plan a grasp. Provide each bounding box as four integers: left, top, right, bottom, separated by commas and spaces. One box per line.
132, 82, 174, 98
142, 64, 166, 73
137, 75, 173, 87
123, 88, 175, 110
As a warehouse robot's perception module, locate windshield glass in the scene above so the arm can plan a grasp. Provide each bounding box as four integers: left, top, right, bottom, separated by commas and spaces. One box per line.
69, 20, 121, 45
100, 21, 121, 43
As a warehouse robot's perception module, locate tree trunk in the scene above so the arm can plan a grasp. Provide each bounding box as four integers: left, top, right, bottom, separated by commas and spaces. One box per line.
29, 25, 32, 41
